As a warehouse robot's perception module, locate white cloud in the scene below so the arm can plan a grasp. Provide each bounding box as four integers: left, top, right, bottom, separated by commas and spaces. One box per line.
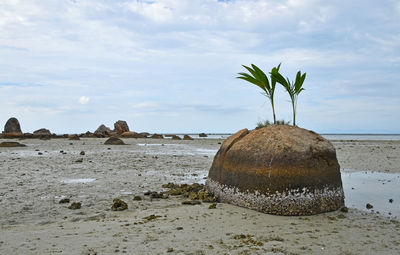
78, 96, 90, 105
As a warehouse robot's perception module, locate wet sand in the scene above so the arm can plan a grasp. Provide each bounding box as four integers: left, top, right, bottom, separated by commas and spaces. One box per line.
0, 138, 399, 254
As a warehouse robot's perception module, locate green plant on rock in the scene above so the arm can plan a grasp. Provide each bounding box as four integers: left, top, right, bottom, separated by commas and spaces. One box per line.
237, 64, 281, 124
271, 67, 306, 126
256, 119, 290, 129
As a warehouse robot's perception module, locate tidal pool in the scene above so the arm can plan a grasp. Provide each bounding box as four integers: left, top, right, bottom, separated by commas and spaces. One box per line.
341, 171, 400, 217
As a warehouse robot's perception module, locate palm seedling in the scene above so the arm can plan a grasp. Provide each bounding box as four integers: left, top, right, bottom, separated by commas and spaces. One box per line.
237, 64, 281, 124
271, 67, 306, 126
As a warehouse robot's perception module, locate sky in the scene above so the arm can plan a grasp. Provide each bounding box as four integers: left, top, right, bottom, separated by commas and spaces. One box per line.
0, 0, 399, 134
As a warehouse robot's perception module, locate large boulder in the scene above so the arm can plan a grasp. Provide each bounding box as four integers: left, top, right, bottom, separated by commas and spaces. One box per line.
183, 135, 194, 140
205, 125, 344, 216
199, 133, 208, 138
94, 124, 112, 136
3, 117, 22, 134
150, 134, 164, 139
114, 120, 129, 135
104, 137, 125, 145
33, 128, 51, 139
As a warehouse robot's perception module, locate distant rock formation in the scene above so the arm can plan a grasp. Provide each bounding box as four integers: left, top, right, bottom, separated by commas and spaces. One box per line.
33, 128, 51, 140
104, 137, 125, 145
150, 134, 164, 139
199, 133, 208, 137
206, 125, 344, 216
68, 134, 80, 140
183, 135, 194, 140
121, 132, 146, 138
3, 117, 22, 135
171, 135, 181, 140
114, 120, 129, 135
94, 124, 112, 137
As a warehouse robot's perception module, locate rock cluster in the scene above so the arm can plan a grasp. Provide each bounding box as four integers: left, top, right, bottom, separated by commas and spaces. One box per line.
94, 124, 112, 137
206, 125, 344, 216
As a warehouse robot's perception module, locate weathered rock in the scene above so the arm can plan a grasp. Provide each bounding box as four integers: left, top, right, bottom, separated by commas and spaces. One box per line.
171, 135, 181, 140
4, 117, 22, 133
68, 134, 80, 140
114, 120, 129, 135
111, 198, 128, 211
150, 134, 164, 139
68, 202, 81, 210
206, 125, 344, 216
199, 133, 208, 137
183, 135, 194, 140
1, 132, 24, 139
94, 124, 112, 136
0, 141, 26, 147
121, 132, 145, 138
104, 137, 125, 145
140, 132, 149, 138
33, 128, 51, 136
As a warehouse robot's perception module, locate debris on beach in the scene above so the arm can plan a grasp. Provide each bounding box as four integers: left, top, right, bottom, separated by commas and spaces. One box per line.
68, 202, 81, 210
161, 182, 217, 202
111, 198, 128, 211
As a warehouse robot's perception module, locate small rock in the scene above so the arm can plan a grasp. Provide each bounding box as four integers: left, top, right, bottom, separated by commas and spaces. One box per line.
75, 158, 83, 163
182, 200, 201, 205
111, 198, 128, 211
59, 198, 70, 204
80, 151, 85, 155
208, 203, 217, 209
340, 206, 349, 213
133, 196, 142, 201
68, 202, 81, 210
104, 137, 125, 145
167, 248, 174, 253
389, 199, 393, 203
38, 152, 43, 155
366, 203, 373, 209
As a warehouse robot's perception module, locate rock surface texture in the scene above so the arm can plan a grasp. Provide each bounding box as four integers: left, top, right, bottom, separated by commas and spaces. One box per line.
3, 117, 22, 133
114, 120, 129, 135
206, 125, 344, 216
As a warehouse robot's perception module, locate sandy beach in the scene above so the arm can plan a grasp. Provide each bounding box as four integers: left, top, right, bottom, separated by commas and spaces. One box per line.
0, 138, 399, 254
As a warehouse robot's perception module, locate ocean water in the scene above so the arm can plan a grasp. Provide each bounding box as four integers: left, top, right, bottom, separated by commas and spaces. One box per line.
168, 133, 400, 141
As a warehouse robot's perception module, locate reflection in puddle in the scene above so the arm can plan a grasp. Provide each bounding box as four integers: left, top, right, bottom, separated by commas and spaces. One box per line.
60, 178, 96, 184
341, 171, 400, 217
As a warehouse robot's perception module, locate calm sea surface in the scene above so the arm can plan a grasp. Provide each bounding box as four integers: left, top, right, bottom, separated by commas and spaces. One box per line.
171, 134, 400, 141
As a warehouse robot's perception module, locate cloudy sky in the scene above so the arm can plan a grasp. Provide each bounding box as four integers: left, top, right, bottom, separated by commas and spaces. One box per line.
1, 0, 399, 134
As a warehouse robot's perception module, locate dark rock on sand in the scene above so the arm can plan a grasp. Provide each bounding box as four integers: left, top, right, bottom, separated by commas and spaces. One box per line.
171, 135, 181, 140
68, 134, 80, 140
206, 125, 344, 216
183, 135, 194, 140
68, 202, 81, 210
4, 117, 22, 133
199, 133, 208, 137
0, 141, 26, 147
111, 198, 128, 211
140, 132, 149, 138
59, 198, 70, 204
150, 134, 164, 139
366, 203, 373, 209
104, 137, 125, 145
114, 120, 129, 135
94, 124, 112, 136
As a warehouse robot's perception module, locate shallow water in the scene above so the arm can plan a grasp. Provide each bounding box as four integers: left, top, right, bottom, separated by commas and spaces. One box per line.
341, 171, 400, 217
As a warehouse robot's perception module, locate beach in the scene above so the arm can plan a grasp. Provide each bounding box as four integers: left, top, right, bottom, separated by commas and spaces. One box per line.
0, 138, 399, 254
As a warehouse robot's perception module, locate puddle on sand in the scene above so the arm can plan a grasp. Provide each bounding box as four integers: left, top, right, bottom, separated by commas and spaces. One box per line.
60, 178, 96, 184
341, 171, 400, 217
